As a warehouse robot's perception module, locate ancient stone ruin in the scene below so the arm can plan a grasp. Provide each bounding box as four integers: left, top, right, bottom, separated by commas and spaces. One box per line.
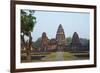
41, 32, 49, 51
21, 24, 89, 52
39, 24, 89, 52
21, 24, 89, 62
72, 32, 81, 46
70, 32, 82, 51
56, 24, 66, 51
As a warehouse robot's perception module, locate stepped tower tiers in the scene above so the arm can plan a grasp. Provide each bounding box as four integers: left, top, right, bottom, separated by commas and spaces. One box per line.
41, 32, 48, 51
56, 24, 66, 51
71, 32, 82, 51
72, 32, 81, 46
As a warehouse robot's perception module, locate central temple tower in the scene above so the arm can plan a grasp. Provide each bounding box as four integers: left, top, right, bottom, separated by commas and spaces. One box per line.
56, 24, 66, 51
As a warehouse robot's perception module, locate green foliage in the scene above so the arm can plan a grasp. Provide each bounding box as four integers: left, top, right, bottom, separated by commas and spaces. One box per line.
80, 38, 89, 46
21, 9, 37, 62
33, 37, 41, 49
66, 37, 72, 44
21, 9, 36, 34
66, 37, 89, 46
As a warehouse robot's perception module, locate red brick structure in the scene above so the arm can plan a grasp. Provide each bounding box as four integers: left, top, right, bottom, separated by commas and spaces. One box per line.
56, 24, 66, 51
72, 32, 81, 46
40, 24, 66, 51
41, 32, 49, 51
71, 32, 82, 50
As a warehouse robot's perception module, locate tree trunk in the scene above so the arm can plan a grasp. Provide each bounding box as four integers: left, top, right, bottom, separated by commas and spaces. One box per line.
26, 32, 32, 62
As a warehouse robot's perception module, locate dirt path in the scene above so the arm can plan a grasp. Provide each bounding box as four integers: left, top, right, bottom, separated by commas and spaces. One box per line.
55, 52, 64, 61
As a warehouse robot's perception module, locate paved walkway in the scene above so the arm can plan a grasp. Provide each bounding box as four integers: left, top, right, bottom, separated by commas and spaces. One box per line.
55, 52, 64, 61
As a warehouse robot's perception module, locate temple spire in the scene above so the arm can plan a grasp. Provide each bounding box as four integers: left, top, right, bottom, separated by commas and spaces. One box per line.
72, 32, 81, 45
56, 24, 66, 51
41, 32, 48, 51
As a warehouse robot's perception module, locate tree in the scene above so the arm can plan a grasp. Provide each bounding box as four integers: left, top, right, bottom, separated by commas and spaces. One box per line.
33, 37, 41, 49
21, 9, 36, 34
80, 38, 89, 46
21, 9, 36, 62
66, 37, 89, 46
66, 37, 72, 45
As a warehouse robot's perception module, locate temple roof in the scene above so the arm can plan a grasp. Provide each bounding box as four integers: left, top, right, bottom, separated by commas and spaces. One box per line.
42, 32, 46, 37
72, 32, 81, 45
57, 24, 64, 33
58, 24, 63, 29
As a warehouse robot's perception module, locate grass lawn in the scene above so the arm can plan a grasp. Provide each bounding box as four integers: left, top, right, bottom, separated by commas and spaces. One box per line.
30, 52, 77, 62
21, 51, 89, 63
31, 52, 57, 62
63, 52, 77, 60
41, 52, 57, 61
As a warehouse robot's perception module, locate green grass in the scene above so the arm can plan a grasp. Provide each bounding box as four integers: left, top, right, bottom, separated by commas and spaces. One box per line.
63, 52, 77, 60
30, 52, 55, 62
41, 52, 57, 61
21, 52, 78, 62
31, 52, 77, 62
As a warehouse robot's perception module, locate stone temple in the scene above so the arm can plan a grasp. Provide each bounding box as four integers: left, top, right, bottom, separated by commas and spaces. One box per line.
72, 32, 81, 46
41, 32, 49, 51
36, 24, 89, 52
71, 32, 82, 50
21, 24, 89, 62
40, 24, 66, 51
56, 24, 66, 51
